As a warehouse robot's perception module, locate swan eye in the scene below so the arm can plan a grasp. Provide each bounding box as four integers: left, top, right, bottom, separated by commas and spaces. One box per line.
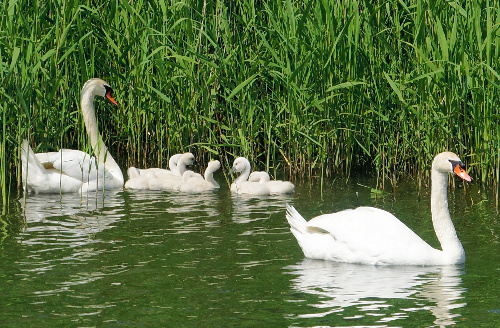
103, 85, 118, 106
449, 159, 465, 170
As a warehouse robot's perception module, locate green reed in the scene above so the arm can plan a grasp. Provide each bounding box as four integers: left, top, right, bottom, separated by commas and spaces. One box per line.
1, 0, 500, 201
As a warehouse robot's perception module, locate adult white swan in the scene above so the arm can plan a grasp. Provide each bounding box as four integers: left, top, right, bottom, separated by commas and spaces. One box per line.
230, 157, 270, 196
179, 160, 221, 193
21, 78, 123, 194
248, 171, 295, 194
286, 152, 472, 266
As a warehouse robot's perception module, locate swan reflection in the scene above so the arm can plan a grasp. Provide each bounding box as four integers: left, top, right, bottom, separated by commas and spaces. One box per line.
230, 193, 293, 223
286, 259, 466, 326
17, 191, 126, 295
20, 191, 125, 238
125, 189, 222, 217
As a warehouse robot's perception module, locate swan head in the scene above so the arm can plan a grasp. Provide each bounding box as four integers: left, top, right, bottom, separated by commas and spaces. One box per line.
179, 152, 195, 166
81, 78, 118, 106
432, 152, 472, 182
207, 160, 221, 172
230, 157, 251, 174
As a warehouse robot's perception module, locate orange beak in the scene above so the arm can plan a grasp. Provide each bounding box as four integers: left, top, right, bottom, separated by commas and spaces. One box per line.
453, 165, 472, 182
105, 91, 118, 106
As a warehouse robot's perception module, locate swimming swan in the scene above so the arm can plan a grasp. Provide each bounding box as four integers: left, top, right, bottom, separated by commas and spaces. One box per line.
130, 153, 183, 179
179, 160, 221, 193
248, 171, 295, 194
125, 152, 195, 191
230, 157, 270, 196
21, 78, 123, 194
286, 152, 472, 266
125, 153, 183, 190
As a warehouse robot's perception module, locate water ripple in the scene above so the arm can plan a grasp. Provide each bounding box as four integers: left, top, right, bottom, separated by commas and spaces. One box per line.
285, 259, 467, 326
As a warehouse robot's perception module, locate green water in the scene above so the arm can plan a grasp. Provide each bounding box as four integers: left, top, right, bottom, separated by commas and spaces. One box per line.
0, 177, 499, 327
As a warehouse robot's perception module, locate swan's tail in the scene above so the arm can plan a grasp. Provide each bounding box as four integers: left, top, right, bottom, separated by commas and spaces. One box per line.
286, 204, 308, 235
20, 139, 46, 189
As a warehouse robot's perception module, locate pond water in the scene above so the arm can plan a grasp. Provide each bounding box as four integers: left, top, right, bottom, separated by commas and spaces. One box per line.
0, 175, 499, 327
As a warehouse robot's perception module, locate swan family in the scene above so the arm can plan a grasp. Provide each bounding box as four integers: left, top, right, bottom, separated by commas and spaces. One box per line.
21, 78, 473, 266
125, 154, 221, 193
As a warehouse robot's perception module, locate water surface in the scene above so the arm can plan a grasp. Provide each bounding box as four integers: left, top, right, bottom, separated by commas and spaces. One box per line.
1, 176, 498, 327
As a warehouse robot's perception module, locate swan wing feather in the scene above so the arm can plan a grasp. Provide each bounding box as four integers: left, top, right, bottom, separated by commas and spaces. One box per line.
288, 205, 439, 265
50, 149, 110, 181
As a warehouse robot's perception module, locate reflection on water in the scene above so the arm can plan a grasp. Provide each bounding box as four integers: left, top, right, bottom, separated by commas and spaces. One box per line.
16, 191, 127, 296
125, 189, 221, 216
2, 179, 497, 327
124, 189, 225, 234
230, 193, 293, 224
286, 259, 466, 326
19, 191, 126, 244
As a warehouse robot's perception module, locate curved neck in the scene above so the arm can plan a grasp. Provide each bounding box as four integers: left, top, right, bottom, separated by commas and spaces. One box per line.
169, 158, 178, 172
236, 164, 251, 184
204, 165, 220, 188
259, 172, 270, 182
431, 169, 464, 261
177, 156, 191, 176
81, 90, 123, 184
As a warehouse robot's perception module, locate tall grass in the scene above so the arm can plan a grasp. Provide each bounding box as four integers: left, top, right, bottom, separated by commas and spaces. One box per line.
1, 0, 500, 203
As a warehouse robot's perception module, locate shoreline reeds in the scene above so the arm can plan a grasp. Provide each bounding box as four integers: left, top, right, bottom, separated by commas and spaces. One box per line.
1, 0, 499, 203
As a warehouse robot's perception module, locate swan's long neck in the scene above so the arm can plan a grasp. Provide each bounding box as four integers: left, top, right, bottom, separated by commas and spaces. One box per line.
177, 161, 189, 176
259, 172, 271, 182
81, 90, 123, 185
204, 164, 220, 188
169, 158, 178, 173
236, 163, 251, 184
431, 169, 464, 262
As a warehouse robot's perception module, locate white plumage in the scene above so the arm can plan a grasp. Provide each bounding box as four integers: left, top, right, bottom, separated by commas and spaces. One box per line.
230, 157, 270, 196
21, 78, 123, 194
248, 171, 294, 194
286, 152, 472, 266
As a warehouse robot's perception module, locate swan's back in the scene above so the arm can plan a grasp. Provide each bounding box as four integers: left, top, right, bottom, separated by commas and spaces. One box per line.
231, 181, 271, 195
248, 171, 294, 194
124, 167, 154, 190
179, 171, 216, 194
267, 180, 295, 194
286, 205, 442, 265
149, 174, 182, 191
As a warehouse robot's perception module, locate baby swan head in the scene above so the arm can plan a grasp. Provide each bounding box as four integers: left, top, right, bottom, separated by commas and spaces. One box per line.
230, 157, 251, 173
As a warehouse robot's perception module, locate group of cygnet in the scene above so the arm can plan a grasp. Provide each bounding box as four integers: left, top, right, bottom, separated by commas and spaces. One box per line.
125, 153, 221, 193
125, 155, 294, 195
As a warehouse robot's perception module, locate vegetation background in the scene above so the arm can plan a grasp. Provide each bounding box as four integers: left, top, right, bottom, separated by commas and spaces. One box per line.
1, 0, 499, 204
